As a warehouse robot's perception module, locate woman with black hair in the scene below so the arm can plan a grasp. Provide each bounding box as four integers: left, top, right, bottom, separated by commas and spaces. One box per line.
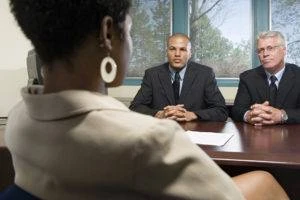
5, 0, 288, 199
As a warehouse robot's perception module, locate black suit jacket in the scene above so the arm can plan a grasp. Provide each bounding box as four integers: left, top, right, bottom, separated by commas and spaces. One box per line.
231, 63, 300, 123
129, 61, 228, 121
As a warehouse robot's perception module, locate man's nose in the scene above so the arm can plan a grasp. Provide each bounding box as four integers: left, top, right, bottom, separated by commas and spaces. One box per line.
261, 49, 270, 57
262, 50, 270, 57
175, 50, 180, 56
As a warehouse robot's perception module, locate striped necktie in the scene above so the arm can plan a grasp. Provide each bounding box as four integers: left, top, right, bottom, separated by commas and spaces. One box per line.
269, 75, 277, 106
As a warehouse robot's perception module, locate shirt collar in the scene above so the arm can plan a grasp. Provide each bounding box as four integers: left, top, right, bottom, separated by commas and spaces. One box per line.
265, 65, 285, 83
22, 86, 128, 121
168, 65, 187, 81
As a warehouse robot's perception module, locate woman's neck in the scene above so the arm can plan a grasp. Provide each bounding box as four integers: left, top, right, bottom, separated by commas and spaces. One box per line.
42, 36, 108, 94
43, 59, 106, 94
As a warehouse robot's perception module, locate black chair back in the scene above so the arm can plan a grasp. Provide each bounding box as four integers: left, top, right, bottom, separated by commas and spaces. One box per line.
0, 184, 40, 200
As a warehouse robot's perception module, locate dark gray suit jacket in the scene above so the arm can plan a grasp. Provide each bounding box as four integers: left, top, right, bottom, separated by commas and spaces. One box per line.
129, 61, 228, 121
231, 63, 300, 123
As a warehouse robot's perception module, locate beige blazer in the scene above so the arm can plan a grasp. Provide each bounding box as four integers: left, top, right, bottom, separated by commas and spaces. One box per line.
5, 86, 244, 200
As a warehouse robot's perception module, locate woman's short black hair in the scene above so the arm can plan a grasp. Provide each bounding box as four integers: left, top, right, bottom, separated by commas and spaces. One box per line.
10, 0, 131, 64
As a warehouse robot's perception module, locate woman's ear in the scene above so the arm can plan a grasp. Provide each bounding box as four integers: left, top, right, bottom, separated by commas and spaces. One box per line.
100, 16, 114, 51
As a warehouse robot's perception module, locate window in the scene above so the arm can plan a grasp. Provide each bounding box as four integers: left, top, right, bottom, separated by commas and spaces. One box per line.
189, 0, 252, 78
271, 0, 300, 66
128, 0, 171, 78
125, 0, 299, 86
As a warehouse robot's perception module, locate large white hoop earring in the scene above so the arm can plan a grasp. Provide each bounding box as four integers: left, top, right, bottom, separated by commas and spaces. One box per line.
100, 56, 117, 83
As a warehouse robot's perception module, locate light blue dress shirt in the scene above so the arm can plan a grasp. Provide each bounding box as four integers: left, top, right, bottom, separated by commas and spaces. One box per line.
169, 65, 187, 95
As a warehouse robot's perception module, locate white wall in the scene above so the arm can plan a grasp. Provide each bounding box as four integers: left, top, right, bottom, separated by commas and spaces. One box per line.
0, 0, 32, 116
0, 0, 237, 117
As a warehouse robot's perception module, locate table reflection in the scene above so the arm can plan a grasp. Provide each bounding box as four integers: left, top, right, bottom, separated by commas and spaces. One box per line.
179, 121, 225, 133
239, 124, 289, 152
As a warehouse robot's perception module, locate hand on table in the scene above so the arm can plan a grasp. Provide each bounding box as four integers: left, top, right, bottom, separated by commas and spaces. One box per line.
155, 104, 197, 122
245, 101, 283, 126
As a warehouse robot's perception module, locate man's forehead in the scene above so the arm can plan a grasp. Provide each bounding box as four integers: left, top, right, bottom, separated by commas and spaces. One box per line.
168, 37, 190, 47
258, 37, 278, 46
169, 42, 188, 46
169, 36, 188, 42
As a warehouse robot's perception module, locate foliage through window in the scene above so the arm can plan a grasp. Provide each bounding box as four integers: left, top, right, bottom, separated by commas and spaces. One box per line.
189, 0, 252, 78
128, 0, 171, 77
127, 0, 299, 81
271, 0, 300, 66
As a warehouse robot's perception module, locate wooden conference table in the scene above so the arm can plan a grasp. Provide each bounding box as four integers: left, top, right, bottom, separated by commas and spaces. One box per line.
179, 121, 300, 199
1, 121, 300, 198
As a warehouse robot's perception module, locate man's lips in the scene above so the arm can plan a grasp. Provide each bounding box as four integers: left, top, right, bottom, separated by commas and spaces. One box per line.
173, 59, 181, 63
263, 59, 272, 64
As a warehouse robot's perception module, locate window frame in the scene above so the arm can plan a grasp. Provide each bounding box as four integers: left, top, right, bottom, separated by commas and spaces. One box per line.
124, 0, 270, 87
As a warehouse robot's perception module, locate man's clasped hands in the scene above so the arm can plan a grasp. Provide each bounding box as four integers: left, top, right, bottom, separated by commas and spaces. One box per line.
155, 104, 198, 122
245, 101, 286, 125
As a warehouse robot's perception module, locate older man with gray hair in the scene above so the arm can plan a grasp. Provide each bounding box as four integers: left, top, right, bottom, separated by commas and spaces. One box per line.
232, 30, 300, 125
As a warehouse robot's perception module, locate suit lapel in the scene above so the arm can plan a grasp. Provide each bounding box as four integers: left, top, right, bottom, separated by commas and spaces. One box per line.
180, 63, 196, 102
158, 64, 175, 104
255, 66, 269, 101
276, 65, 295, 107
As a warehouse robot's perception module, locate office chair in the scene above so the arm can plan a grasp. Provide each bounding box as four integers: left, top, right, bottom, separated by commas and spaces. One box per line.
0, 184, 40, 200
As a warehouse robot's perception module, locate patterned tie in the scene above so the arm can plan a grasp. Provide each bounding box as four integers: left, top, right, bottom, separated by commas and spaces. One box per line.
269, 75, 277, 106
172, 71, 180, 104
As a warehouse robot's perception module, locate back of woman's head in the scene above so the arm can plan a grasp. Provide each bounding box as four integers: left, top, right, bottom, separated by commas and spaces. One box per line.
9, 0, 131, 64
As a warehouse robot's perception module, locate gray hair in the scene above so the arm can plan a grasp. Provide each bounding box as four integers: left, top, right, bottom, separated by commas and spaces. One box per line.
257, 31, 286, 48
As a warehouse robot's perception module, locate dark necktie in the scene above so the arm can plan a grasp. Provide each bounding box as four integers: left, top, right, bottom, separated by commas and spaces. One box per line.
172, 71, 180, 104
269, 75, 277, 106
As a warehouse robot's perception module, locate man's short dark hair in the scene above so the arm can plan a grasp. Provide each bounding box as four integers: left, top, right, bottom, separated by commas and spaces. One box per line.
10, 0, 131, 64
